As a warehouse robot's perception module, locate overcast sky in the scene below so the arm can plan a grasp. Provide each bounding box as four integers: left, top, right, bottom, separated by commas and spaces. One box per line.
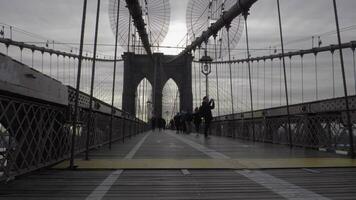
1, 0, 356, 116
1, 0, 356, 56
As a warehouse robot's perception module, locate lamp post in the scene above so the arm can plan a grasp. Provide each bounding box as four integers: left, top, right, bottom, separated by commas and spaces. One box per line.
200, 49, 213, 97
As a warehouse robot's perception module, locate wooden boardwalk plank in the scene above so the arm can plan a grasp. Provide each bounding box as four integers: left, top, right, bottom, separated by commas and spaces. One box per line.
1, 130, 356, 199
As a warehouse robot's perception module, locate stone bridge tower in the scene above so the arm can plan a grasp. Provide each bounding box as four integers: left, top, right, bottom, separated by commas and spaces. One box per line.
122, 52, 193, 118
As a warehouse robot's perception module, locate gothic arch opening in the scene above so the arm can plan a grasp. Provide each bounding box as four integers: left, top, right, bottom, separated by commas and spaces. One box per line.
135, 78, 152, 122
162, 78, 180, 123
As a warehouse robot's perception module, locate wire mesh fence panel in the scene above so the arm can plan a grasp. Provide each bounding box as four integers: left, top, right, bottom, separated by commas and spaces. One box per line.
0, 94, 69, 181
211, 95, 356, 155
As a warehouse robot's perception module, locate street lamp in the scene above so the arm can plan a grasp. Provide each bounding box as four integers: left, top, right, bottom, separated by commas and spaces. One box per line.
200, 49, 213, 97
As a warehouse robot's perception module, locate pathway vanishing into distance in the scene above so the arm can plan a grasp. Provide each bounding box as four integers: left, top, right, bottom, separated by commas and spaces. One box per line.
1, 130, 355, 200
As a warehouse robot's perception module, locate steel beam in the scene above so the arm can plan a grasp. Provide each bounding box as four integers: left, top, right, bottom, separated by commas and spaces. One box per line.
209, 41, 356, 64
171, 0, 258, 62
125, 0, 152, 56
0, 38, 122, 62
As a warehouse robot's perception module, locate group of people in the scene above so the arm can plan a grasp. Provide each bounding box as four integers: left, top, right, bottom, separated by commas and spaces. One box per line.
169, 96, 215, 138
150, 117, 166, 131
150, 96, 215, 138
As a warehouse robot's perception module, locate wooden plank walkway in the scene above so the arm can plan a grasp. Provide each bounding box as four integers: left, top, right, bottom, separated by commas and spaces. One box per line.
55, 130, 355, 169
0, 168, 356, 199
0, 130, 355, 199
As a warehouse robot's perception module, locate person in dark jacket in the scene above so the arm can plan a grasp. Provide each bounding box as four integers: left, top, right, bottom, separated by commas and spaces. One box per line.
200, 96, 215, 138
193, 107, 202, 135
151, 117, 156, 131
173, 113, 181, 133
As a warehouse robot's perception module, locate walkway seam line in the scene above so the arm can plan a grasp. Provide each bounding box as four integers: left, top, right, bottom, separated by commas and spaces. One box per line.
168, 132, 330, 200
85, 132, 150, 200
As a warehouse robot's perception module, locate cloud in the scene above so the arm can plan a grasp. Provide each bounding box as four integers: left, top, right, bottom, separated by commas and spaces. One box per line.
1, 0, 356, 115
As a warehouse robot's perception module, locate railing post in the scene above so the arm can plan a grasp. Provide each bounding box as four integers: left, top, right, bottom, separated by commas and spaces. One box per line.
85, 0, 101, 161
242, 8, 256, 142
70, 0, 87, 169
332, 0, 355, 158
276, 0, 293, 148
226, 23, 235, 115
110, 0, 120, 150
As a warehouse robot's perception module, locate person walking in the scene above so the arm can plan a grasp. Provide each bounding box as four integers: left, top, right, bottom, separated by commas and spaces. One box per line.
173, 113, 181, 133
151, 116, 156, 132
193, 107, 202, 136
200, 96, 215, 138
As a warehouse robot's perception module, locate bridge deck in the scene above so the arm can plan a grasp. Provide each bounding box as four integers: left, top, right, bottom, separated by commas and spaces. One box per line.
1, 130, 356, 199
55, 130, 355, 169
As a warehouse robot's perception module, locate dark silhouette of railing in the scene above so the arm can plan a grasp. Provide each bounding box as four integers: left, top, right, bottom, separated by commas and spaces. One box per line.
211, 95, 356, 155
0, 53, 147, 182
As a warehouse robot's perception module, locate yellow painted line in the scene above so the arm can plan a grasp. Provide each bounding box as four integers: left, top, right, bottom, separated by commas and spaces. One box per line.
237, 158, 356, 169
54, 159, 237, 169
53, 158, 356, 169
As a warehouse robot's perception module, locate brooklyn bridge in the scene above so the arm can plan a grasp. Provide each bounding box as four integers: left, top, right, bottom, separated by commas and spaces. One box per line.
0, 0, 355, 199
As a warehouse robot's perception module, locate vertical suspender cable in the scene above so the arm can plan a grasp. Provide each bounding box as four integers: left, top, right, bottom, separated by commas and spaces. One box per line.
57, 55, 59, 80
251, 61, 253, 105
49, 53, 52, 77
85, 0, 101, 160
263, 59, 266, 108
242, 61, 245, 109
68, 57, 71, 85
301, 54, 304, 102
279, 58, 282, 105
226, 24, 234, 114
73, 58, 76, 87
214, 35, 221, 116
50, 54, 52, 77
70, 0, 88, 169
352, 47, 356, 94
41, 52, 44, 73
237, 61, 240, 111
243, 11, 255, 141
194, 50, 197, 108
245, 61, 248, 106
198, 47, 202, 99
110, 0, 120, 150
270, 58, 273, 107
314, 52, 318, 100
331, 50, 336, 98
289, 56, 292, 104
332, 0, 354, 158
257, 61, 259, 109
276, 0, 292, 148
234, 61, 238, 112
63, 56, 65, 84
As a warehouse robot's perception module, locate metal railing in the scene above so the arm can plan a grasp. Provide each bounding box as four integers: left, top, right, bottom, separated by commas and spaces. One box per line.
210, 95, 356, 156
0, 56, 148, 181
